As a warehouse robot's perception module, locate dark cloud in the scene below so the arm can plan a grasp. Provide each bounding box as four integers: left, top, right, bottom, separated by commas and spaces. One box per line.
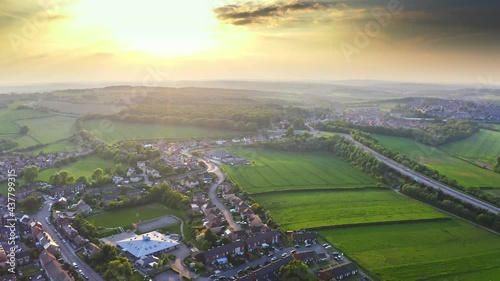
214, 1, 340, 25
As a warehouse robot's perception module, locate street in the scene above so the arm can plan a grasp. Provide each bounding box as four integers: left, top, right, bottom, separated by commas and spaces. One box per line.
33, 196, 105, 281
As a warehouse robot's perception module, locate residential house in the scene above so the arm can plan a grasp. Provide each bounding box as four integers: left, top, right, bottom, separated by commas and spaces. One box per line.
245, 230, 280, 252
293, 250, 319, 264
39, 250, 71, 281
318, 262, 359, 281
76, 200, 92, 215
196, 241, 245, 265
62, 224, 78, 239
83, 242, 101, 258
36, 232, 59, 256
288, 231, 318, 244
246, 255, 294, 281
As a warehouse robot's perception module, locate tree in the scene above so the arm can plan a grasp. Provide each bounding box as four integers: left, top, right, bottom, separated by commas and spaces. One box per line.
21, 195, 41, 213
19, 125, 29, 135
278, 260, 309, 281
286, 126, 294, 137
103, 258, 132, 281
23, 165, 39, 183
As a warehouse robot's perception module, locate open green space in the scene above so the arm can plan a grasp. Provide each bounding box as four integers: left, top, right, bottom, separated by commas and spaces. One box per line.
28, 140, 80, 155
88, 203, 178, 228
440, 129, 500, 168
15, 115, 76, 144
224, 147, 379, 193
82, 119, 243, 142
0, 101, 77, 149
37, 155, 115, 182
38, 100, 127, 115
320, 219, 500, 281
254, 189, 447, 230
373, 134, 500, 187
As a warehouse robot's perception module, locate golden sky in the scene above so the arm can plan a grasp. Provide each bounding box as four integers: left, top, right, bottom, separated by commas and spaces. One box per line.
0, 0, 499, 85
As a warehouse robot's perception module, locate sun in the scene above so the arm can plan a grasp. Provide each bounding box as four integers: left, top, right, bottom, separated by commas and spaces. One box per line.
67, 0, 218, 56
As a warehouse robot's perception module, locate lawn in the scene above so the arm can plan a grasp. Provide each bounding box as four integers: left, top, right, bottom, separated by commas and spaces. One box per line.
440, 129, 500, 168
224, 147, 380, 193
253, 190, 447, 230
373, 134, 500, 187
82, 119, 244, 142
88, 203, 183, 228
15, 115, 76, 144
320, 219, 500, 281
37, 155, 115, 182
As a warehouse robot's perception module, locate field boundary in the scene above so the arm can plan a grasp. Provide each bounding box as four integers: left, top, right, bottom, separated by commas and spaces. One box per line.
308, 217, 452, 231
247, 186, 386, 195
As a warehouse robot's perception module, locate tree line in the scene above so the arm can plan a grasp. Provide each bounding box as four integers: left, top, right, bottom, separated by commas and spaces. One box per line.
402, 184, 500, 232
315, 119, 479, 146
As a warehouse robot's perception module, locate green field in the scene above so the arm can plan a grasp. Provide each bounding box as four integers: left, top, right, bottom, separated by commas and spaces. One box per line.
37, 155, 115, 182
82, 119, 243, 142
0, 101, 76, 148
253, 190, 447, 230
38, 100, 127, 115
15, 115, 76, 144
440, 129, 500, 168
28, 140, 80, 155
320, 220, 500, 281
224, 147, 379, 193
373, 134, 500, 187
88, 203, 177, 228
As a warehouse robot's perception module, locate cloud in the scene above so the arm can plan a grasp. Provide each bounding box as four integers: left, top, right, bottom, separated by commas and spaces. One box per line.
214, 1, 339, 26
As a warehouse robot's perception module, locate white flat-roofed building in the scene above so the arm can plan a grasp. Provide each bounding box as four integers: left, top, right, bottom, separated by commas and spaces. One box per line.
116, 231, 180, 259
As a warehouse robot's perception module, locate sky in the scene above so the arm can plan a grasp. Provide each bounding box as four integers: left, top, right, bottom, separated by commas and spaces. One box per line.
0, 0, 499, 85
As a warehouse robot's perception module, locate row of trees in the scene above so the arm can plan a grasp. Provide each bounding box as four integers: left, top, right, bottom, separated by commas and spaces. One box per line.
402, 184, 500, 232
0, 138, 18, 151
82, 244, 133, 281
316, 119, 479, 146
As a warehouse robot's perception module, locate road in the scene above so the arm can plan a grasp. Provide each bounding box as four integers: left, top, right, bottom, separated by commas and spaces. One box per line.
204, 160, 242, 231
33, 197, 105, 281
340, 134, 500, 215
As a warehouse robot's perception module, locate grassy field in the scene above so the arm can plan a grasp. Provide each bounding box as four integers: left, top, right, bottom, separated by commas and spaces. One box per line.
0, 101, 76, 148
38, 100, 127, 115
82, 119, 243, 142
15, 115, 76, 144
373, 134, 500, 187
37, 155, 115, 182
224, 147, 379, 193
28, 140, 80, 155
320, 219, 500, 281
440, 129, 500, 168
88, 203, 178, 228
253, 190, 447, 230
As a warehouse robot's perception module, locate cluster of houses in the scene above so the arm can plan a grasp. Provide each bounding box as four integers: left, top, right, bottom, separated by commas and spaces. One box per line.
0, 151, 86, 182
205, 150, 249, 165
194, 230, 281, 265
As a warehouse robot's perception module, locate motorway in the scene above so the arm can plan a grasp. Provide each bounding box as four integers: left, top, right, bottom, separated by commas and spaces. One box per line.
33, 196, 105, 281
340, 134, 500, 215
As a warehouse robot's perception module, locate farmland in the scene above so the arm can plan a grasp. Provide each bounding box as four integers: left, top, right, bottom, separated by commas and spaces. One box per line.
82, 119, 243, 142
15, 115, 76, 144
373, 134, 500, 187
37, 155, 115, 182
440, 129, 500, 168
320, 219, 500, 281
253, 190, 447, 230
224, 147, 380, 193
0, 101, 76, 148
38, 100, 127, 115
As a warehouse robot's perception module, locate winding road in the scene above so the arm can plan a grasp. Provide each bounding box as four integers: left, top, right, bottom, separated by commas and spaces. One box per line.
204, 161, 242, 231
